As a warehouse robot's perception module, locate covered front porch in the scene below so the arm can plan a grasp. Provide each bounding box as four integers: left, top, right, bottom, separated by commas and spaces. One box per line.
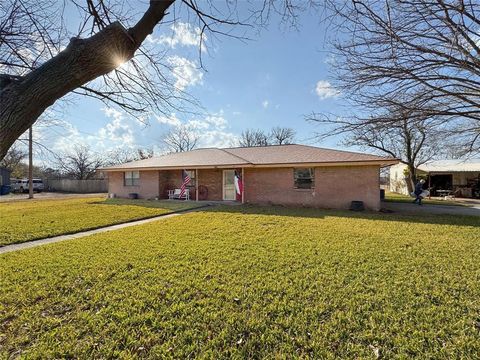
159, 168, 245, 203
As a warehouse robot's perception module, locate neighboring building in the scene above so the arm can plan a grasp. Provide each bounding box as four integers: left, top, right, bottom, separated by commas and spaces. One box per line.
0, 167, 12, 195
390, 160, 480, 198
0, 167, 11, 186
101, 144, 398, 210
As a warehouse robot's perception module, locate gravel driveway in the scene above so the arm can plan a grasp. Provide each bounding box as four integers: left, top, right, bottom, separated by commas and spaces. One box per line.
0, 192, 107, 202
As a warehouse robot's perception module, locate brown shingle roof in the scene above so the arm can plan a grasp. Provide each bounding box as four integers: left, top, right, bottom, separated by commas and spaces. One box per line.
101, 144, 398, 171
224, 144, 391, 164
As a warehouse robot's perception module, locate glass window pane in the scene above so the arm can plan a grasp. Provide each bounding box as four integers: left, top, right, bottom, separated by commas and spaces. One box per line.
294, 168, 315, 189
186, 170, 195, 179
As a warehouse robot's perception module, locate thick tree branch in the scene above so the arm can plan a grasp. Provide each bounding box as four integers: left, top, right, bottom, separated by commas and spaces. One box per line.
0, 0, 174, 160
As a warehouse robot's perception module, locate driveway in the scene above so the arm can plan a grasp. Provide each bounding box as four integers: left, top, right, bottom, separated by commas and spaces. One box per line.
382, 201, 480, 217
0, 192, 107, 202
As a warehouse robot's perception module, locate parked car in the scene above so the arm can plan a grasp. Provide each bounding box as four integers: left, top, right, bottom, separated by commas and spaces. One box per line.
11, 179, 44, 193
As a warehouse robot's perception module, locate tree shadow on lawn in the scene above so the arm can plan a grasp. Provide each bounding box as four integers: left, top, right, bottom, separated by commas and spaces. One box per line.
92, 198, 206, 211
205, 204, 480, 228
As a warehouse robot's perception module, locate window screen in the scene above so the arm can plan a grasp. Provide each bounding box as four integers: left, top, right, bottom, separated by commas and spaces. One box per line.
124, 171, 140, 186
294, 168, 315, 189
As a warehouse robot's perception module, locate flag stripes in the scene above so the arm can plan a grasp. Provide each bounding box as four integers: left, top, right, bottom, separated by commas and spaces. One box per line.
179, 170, 191, 198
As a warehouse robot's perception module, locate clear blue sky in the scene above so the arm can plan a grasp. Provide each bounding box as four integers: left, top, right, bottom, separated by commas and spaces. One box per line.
33, 3, 348, 161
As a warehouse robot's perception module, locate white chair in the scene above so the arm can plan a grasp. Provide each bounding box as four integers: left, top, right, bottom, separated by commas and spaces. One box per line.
168, 188, 189, 200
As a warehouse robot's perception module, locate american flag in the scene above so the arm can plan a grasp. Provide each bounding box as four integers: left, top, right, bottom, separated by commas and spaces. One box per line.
179, 170, 191, 198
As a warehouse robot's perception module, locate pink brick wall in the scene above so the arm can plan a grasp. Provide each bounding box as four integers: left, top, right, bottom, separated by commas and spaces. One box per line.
244, 166, 380, 210
108, 166, 381, 210
158, 170, 182, 199
108, 170, 160, 199
198, 169, 223, 201
109, 169, 221, 201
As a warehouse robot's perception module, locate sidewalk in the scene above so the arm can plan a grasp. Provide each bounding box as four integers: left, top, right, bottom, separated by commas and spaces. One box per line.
1, 212, 187, 255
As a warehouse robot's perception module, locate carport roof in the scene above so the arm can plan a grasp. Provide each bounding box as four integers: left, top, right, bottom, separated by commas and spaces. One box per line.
418, 159, 480, 173
100, 144, 398, 171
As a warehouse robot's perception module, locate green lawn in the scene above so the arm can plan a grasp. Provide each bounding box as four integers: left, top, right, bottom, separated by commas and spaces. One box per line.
0, 197, 203, 246
384, 191, 468, 206
1, 206, 479, 358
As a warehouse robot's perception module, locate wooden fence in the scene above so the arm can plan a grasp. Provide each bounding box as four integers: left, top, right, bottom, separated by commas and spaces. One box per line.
45, 179, 108, 193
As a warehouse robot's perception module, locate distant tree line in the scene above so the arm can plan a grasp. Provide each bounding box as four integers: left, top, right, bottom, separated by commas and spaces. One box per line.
161, 126, 296, 153
1, 144, 154, 180
238, 127, 296, 147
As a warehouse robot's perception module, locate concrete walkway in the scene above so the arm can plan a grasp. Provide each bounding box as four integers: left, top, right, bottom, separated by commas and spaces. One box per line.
1, 212, 190, 255
382, 201, 480, 216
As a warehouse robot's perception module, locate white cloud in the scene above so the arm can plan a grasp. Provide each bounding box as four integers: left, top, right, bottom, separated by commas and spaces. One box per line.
315, 80, 340, 100
156, 113, 182, 127
157, 110, 238, 148
167, 55, 203, 91
187, 119, 210, 130
51, 124, 83, 153
98, 107, 135, 145
149, 22, 206, 50
262, 100, 270, 109
198, 130, 239, 148
204, 114, 227, 129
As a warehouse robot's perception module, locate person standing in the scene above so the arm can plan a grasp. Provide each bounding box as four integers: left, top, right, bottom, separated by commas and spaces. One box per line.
413, 179, 426, 205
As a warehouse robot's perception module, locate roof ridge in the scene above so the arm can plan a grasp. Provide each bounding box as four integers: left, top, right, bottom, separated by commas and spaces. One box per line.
219, 148, 253, 164
222, 143, 298, 150
296, 144, 388, 157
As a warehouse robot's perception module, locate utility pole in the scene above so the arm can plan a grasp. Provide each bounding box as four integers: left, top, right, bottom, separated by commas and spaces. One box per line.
28, 126, 33, 199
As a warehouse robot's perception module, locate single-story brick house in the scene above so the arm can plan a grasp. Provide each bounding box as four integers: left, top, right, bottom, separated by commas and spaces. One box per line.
101, 144, 398, 210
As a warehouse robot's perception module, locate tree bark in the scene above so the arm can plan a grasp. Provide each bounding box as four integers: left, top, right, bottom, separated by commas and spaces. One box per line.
406, 163, 416, 194
28, 126, 33, 199
0, 0, 174, 160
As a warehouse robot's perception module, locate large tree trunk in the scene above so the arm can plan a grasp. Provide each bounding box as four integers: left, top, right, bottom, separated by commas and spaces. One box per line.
405, 162, 417, 194
0, 0, 174, 160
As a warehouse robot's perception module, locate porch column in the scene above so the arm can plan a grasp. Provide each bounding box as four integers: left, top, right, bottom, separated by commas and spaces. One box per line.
195, 169, 199, 201
241, 167, 245, 204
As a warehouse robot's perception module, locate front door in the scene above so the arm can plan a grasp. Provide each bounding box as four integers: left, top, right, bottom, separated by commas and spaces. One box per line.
223, 170, 236, 200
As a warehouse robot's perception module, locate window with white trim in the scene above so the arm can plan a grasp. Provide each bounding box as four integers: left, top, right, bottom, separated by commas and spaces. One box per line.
124, 171, 140, 186
185, 170, 196, 186
294, 168, 315, 189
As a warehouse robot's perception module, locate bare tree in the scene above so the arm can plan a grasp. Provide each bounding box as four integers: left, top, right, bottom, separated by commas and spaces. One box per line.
0, 143, 26, 177
238, 129, 269, 147
310, 100, 445, 191
270, 127, 295, 145
106, 147, 154, 165
326, 0, 480, 154
162, 125, 198, 153
0, 0, 319, 160
56, 145, 104, 180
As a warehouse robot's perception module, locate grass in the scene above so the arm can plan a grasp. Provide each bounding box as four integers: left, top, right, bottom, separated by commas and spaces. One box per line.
384, 191, 468, 206
1, 206, 479, 358
0, 197, 203, 246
